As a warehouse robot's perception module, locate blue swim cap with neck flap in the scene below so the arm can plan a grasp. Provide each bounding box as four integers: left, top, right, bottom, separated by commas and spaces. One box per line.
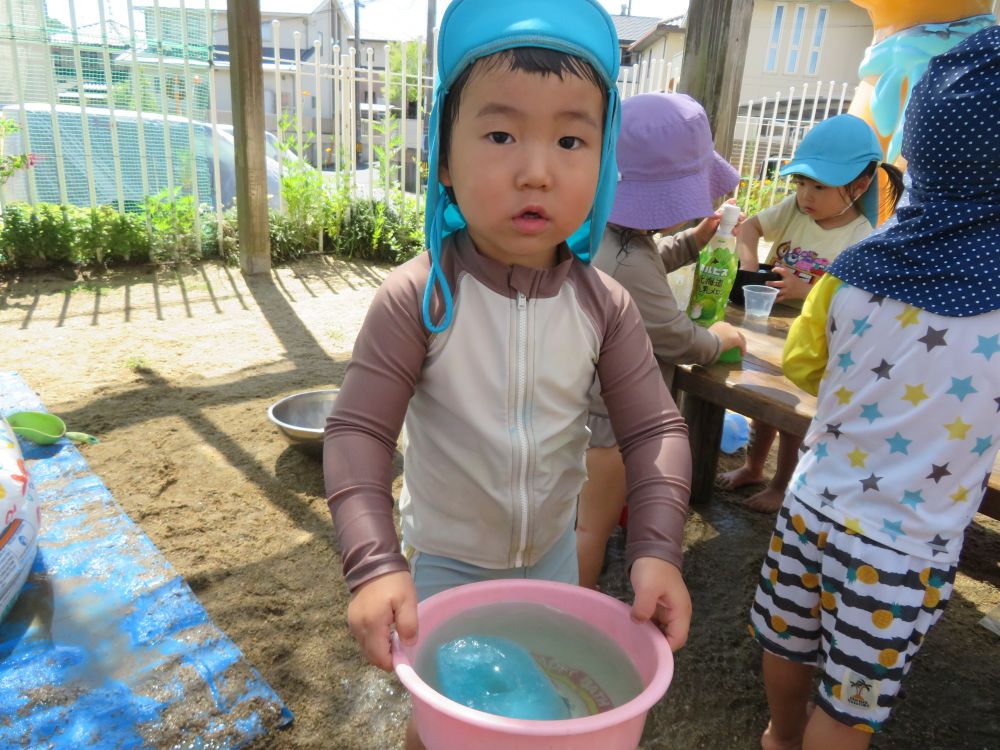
422, 0, 622, 332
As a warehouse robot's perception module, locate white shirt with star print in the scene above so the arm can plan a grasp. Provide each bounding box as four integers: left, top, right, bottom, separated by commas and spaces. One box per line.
784, 275, 1000, 563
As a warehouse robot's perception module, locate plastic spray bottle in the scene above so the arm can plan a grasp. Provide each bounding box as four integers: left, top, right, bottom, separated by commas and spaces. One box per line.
686, 203, 742, 363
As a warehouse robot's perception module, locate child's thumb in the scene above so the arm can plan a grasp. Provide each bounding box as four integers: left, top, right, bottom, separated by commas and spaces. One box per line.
394, 596, 419, 646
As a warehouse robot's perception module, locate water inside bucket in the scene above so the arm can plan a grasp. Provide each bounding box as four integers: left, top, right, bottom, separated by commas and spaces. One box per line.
415, 602, 643, 719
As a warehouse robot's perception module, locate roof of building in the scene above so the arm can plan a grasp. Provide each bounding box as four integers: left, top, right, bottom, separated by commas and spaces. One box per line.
629, 14, 686, 51
49, 19, 133, 48
610, 14, 662, 45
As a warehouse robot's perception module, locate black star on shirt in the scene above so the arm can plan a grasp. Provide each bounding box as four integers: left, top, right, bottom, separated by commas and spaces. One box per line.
820, 487, 838, 505
868, 294, 885, 305
860, 473, 883, 492
830, 317, 837, 333
826, 423, 843, 439
917, 326, 948, 351
928, 534, 949, 557
927, 463, 952, 483
995, 396, 1000, 413
871, 359, 894, 380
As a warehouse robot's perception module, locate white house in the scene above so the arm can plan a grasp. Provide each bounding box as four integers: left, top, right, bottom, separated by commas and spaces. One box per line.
739, 0, 873, 105
613, 2, 872, 108
128, 0, 353, 139
622, 15, 686, 91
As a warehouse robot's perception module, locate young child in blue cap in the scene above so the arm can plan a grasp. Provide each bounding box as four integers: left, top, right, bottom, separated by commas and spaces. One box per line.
323, 2, 692, 744
721, 114, 904, 513
751, 26, 1000, 750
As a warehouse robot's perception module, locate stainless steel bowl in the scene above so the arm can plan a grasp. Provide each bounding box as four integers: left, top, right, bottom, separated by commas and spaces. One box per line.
267, 389, 340, 457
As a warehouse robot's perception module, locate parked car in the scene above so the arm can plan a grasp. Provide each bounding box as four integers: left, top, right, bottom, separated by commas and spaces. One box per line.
1, 103, 281, 209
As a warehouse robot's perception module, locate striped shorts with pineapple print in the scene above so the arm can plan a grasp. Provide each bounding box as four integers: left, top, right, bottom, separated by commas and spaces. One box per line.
749, 494, 956, 733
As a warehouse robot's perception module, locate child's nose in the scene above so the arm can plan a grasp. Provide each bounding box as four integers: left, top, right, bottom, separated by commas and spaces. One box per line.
515, 145, 553, 190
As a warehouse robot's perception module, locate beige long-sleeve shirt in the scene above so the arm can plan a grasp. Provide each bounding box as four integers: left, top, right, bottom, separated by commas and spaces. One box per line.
589, 226, 722, 419
325, 231, 692, 592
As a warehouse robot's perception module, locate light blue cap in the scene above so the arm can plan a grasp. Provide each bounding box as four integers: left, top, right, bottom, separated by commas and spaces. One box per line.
422, 0, 621, 332
779, 114, 882, 228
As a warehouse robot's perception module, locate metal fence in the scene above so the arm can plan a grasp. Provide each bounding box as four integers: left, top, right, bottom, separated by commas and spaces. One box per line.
0, 0, 853, 252
732, 81, 852, 215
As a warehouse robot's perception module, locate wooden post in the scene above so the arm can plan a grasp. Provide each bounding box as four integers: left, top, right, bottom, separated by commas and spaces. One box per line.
679, 0, 754, 161
228, 0, 271, 274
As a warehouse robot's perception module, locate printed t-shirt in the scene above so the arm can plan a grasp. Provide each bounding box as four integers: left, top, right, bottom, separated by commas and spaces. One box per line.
759, 195, 872, 286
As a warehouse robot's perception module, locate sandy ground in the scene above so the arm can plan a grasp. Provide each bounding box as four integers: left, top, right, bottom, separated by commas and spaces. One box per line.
1, 258, 998, 750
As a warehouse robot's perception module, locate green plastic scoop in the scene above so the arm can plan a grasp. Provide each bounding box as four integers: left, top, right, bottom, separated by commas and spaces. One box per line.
7, 411, 99, 445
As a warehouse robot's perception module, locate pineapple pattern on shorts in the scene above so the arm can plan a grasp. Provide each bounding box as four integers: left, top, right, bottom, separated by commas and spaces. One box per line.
750, 496, 955, 733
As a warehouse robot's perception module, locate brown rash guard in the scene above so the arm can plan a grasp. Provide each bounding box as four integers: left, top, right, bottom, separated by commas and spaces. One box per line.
324, 230, 691, 592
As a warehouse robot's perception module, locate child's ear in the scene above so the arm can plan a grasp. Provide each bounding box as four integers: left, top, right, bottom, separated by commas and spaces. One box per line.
439, 159, 452, 188
851, 174, 873, 199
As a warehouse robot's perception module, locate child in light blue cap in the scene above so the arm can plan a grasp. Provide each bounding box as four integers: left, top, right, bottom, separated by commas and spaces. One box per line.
323, 2, 694, 745
722, 114, 904, 514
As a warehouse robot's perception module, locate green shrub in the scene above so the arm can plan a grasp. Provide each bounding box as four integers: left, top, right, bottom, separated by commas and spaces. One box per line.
0, 203, 75, 269
77, 206, 151, 265
144, 187, 202, 263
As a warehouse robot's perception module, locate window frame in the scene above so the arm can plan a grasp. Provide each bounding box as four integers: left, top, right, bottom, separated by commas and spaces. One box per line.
806, 6, 829, 76
764, 3, 786, 74
785, 4, 808, 74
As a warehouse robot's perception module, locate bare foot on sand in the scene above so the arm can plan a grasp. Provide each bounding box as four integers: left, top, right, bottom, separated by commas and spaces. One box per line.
742, 486, 785, 513
761, 722, 802, 750
718, 465, 765, 490
760, 702, 815, 750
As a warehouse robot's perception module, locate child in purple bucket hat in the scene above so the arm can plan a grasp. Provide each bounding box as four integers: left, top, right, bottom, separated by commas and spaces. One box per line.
577, 92, 747, 589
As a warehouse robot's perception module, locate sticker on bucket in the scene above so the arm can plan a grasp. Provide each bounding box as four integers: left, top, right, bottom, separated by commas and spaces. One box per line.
535, 653, 616, 716
0, 418, 40, 622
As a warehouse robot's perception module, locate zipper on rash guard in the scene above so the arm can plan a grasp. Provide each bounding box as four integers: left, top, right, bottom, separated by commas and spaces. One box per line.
514, 291, 529, 567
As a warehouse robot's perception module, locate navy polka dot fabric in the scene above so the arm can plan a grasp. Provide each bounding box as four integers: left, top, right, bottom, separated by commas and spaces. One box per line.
829, 26, 1000, 318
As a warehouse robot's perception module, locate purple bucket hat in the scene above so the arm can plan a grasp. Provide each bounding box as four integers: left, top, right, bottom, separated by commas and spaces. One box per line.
608, 93, 739, 231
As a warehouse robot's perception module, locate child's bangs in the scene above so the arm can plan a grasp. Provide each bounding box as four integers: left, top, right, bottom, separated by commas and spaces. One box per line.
475, 47, 605, 92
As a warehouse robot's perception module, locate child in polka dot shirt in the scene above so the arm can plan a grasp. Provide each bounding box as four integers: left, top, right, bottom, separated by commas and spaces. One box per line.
749, 26, 1000, 750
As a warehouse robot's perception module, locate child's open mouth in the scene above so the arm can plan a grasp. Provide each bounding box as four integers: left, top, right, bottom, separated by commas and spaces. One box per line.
513, 207, 550, 234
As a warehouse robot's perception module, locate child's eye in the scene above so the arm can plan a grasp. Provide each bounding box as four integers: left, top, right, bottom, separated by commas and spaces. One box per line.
487, 132, 513, 145
558, 136, 583, 150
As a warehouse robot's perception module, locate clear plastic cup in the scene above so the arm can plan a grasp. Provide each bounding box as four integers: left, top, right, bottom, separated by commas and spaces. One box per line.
742, 284, 779, 318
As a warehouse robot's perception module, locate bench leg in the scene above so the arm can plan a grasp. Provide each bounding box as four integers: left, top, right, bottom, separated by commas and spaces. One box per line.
680, 392, 725, 505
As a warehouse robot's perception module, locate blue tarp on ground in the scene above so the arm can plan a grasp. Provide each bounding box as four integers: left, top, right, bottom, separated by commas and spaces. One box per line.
0, 371, 292, 749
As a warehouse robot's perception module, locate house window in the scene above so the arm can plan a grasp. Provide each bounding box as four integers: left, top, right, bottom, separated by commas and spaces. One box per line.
261, 22, 273, 44
785, 5, 807, 73
807, 7, 828, 75
765, 4, 785, 73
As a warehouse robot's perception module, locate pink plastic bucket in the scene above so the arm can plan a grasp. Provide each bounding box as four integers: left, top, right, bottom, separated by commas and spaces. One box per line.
392, 579, 674, 750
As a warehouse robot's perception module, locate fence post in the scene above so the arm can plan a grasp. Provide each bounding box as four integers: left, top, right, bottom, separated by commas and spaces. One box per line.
227, 0, 270, 273
97, 0, 124, 214
273, 20, 283, 214
68, 0, 98, 209
204, 0, 224, 257
366, 47, 373, 200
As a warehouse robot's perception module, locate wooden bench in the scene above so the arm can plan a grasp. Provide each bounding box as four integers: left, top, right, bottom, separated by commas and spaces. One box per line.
673, 305, 1000, 521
